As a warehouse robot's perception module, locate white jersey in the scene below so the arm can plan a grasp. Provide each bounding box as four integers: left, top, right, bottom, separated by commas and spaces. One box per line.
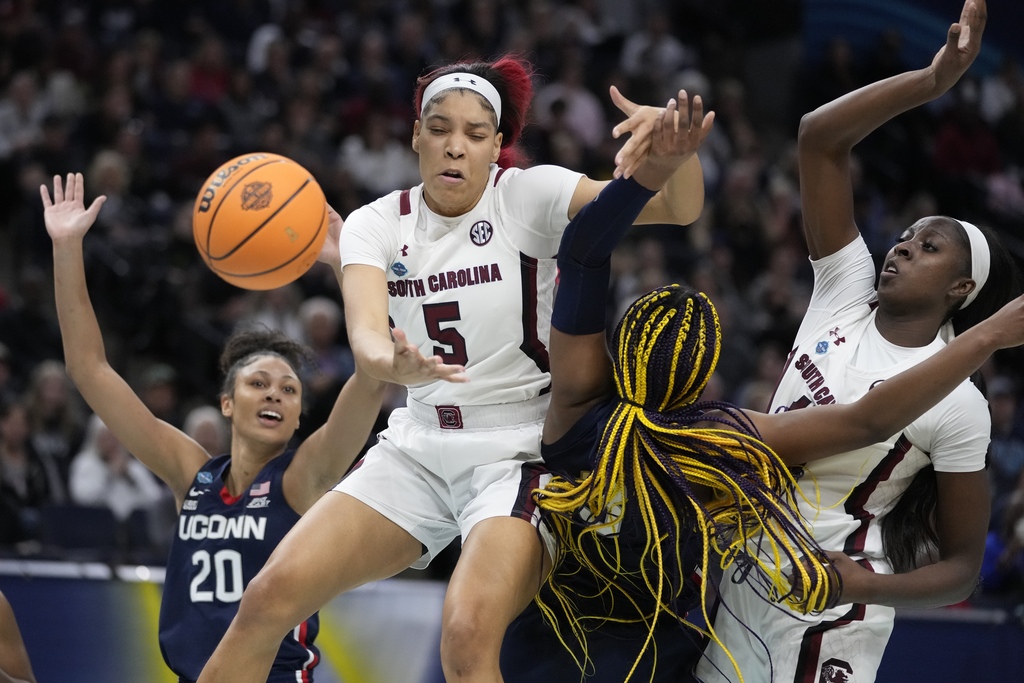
769, 235, 990, 564
341, 163, 583, 407
697, 236, 992, 683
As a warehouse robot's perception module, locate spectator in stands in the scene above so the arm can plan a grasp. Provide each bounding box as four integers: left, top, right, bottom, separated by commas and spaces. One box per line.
0, 399, 51, 546
183, 405, 230, 457
24, 360, 85, 503
68, 413, 165, 525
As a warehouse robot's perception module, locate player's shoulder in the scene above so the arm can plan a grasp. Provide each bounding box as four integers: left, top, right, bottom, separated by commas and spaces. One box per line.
945, 375, 989, 409
916, 376, 990, 433
495, 164, 581, 188
349, 189, 411, 224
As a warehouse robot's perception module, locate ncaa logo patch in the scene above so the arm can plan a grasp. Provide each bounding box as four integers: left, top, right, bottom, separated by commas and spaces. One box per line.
240, 181, 273, 210
469, 220, 493, 246
815, 341, 829, 355
392, 262, 408, 277
197, 471, 213, 484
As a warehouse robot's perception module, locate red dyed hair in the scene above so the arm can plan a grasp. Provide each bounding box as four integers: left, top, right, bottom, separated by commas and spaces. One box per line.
415, 54, 534, 168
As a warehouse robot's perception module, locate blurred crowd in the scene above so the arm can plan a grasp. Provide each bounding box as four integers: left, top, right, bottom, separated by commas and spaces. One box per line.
0, 0, 1023, 598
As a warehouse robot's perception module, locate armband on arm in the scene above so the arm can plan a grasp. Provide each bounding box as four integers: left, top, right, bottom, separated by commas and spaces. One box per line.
551, 177, 657, 335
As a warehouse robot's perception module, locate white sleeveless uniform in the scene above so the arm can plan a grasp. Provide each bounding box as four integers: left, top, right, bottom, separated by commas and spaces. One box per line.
698, 237, 990, 683
334, 163, 583, 568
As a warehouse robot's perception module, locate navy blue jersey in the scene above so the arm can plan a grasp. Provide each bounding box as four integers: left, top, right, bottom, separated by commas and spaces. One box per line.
159, 452, 319, 682
502, 401, 705, 681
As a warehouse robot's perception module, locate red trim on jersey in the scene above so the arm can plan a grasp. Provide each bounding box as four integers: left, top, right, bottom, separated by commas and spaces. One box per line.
494, 167, 508, 186
794, 603, 866, 683
518, 253, 550, 375
294, 619, 319, 682
842, 434, 912, 555
399, 189, 411, 216
511, 462, 545, 522
219, 485, 243, 506
769, 347, 801, 411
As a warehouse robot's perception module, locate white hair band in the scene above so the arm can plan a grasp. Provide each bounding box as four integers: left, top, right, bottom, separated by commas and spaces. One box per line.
420, 72, 502, 124
957, 219, 990, 309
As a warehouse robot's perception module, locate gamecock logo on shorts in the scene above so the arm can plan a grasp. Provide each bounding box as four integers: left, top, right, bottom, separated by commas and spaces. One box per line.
469, 220, 493, 246
436, 406, 464, 429
241, 182, 273, 210
819, 658, 853, 683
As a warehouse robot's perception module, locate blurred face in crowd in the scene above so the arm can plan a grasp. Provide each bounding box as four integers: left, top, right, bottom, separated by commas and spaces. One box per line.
0, 405, 29, 448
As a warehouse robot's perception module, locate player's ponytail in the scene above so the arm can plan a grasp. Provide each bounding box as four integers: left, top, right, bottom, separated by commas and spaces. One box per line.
881, 465, 939, 573
415, 54, 534, 169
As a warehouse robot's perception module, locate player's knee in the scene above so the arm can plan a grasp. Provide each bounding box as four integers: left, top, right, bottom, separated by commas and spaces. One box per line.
236, 566, 294, 627
440, 601, 493, 674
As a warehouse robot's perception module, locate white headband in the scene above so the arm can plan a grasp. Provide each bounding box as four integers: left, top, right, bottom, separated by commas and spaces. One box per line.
957, 219, 991, 309
420, 72, 502, 124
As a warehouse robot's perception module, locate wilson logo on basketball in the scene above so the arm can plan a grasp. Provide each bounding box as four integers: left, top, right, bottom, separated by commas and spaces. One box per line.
240, 182, 273, 210
195, 153, 270, 213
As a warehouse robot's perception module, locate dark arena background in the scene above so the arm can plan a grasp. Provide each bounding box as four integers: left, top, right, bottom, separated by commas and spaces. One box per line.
1, 1, 1023, 681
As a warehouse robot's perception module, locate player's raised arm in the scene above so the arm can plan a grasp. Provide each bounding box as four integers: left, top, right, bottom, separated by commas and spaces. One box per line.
565, 88, 710, 226
545, 94, 714, 444
798, 0, 986, 259
43, 173, 208, 503
341, 264, 468, 386
750, 291, 1024, 465
285, 206, 388, 511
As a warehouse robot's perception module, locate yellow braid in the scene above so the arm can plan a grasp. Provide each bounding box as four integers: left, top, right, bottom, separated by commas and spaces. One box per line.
534, 286, 838, 683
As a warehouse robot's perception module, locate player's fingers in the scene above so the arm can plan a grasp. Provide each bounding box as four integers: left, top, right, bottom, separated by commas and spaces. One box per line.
961, 0, 985, 51
615, 142, 650, 178
52, 175, 64, 203
701, 110, 716, 136
393, 328, 421, 357
615, 135, 646, 164
40, 184, 52, 208
679, 91, 692, 129
662, 97, 678, 134
946, 22, 961, 53
688, 95, 703, 135
612, 116, 640, 140
609, 84, 637, 116
85, 195, 107, 220
436, 366, 469, 383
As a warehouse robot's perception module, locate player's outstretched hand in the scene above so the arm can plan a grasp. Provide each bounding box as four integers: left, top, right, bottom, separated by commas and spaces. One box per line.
976, 292, 1024, 351
820, 551, 870, 606
786, 549, 844, 613
609, 85, 660, 179
391, 327, 468, 385
610, 86, 714, 179
317, 204, 344, 269
648, 90, 715, 166
931, 0, 986, 93
40, 173, 105, 242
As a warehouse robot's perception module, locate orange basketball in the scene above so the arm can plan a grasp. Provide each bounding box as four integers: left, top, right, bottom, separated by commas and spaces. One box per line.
192, 153, 328, 290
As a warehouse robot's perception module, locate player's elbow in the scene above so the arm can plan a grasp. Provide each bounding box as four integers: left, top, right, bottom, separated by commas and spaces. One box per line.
797, 110, 827, 149
936, 565, 982, 607
797, 109, 849, 159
